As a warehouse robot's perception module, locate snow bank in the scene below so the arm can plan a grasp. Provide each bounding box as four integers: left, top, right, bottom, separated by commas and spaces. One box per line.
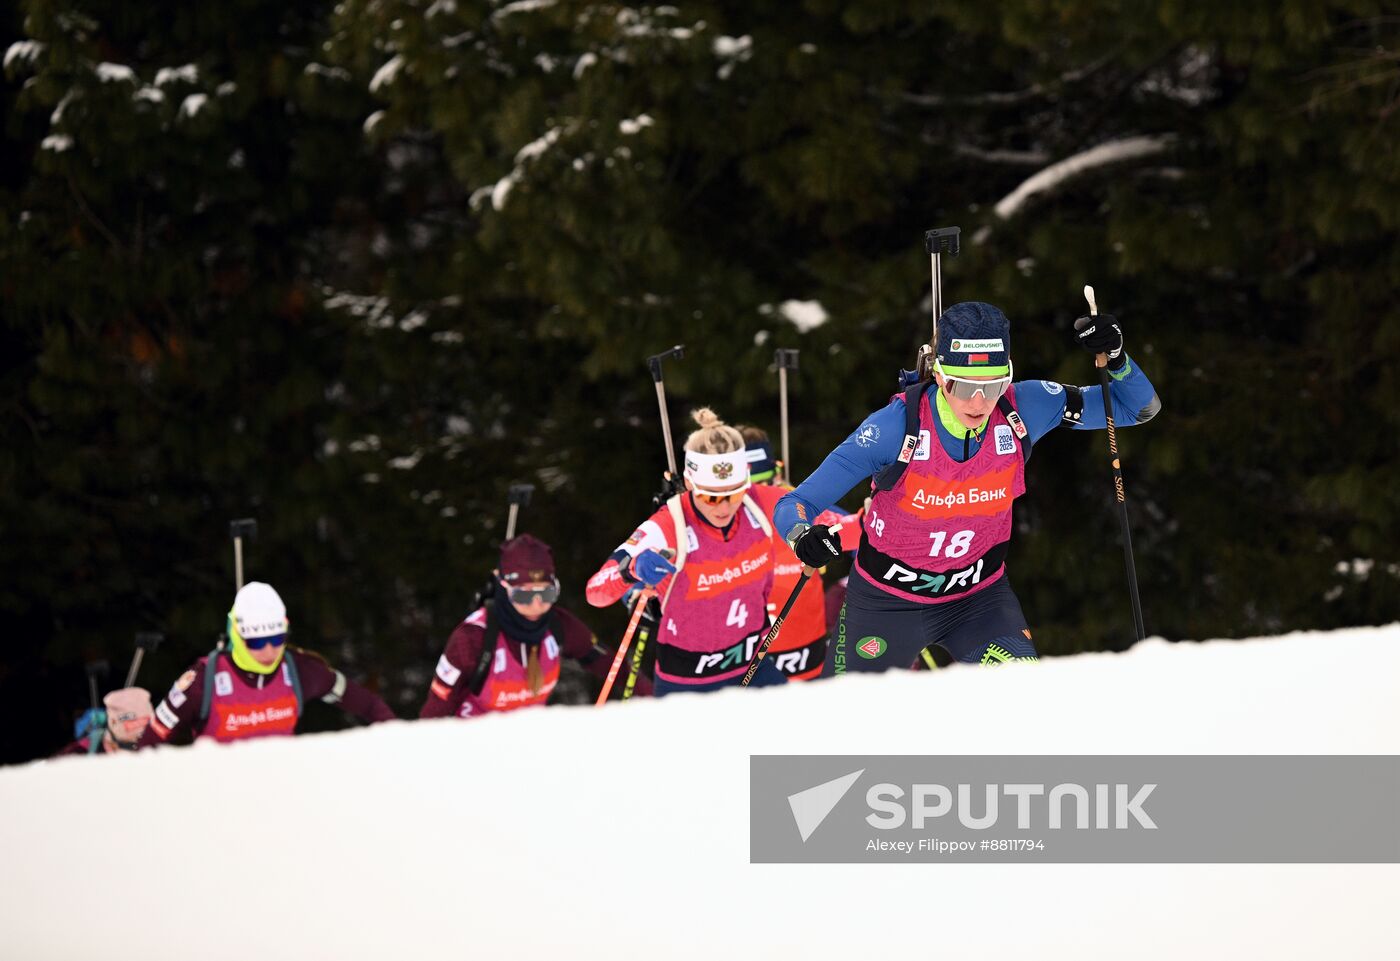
3, 625, 1398, 960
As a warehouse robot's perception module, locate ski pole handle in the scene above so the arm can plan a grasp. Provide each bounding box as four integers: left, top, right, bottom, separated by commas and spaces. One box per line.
775, 349, 798, 484
647, 345, 684, 383
1083, 285, 1108, 368
647, 346, 685, 479
85, 659, 109, 711
919, 227, 961, 380
1083, 285, 1146, 642
740, 523, 841, 687
125, 632, 164, 688
597, 587, 656, 705
230, 518, 257, 592
504, 483, 535, 541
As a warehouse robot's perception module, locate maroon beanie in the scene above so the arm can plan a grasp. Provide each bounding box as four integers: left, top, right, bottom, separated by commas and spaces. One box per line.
499, 534, 555, 583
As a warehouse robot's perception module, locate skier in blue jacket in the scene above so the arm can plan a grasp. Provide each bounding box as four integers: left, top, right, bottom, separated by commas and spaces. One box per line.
775, 301, 1159, 674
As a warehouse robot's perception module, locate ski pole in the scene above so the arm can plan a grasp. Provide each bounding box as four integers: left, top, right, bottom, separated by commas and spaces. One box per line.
229, 518, 258, 591
597, 587, 656, 705
1082, 286, 1146, 642
647, 346, 685, 494
504, 483, 534, 541
916, 227, 961, 381
85, 659, 108, 715
77, 659, 109, 741
774, 349, 799, 484
622, 551, 671, 696
621, 599, 656, 700
124, 632, 164, 688
740, 524, 842, 687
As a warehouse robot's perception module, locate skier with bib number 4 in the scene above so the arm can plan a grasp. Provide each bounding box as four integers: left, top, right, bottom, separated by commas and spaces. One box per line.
587, 408, 788, 694
775, 302, 1160, 673
139, 582, 396, 746
420, 534, 649, 718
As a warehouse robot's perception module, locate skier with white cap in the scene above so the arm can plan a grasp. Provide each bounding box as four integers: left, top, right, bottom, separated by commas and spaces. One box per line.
587, 408, 788, 694
140, 582, 395, 745
775, 301, 1160, 673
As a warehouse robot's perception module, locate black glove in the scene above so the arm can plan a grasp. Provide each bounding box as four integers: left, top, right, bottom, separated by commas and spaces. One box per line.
787, 523, 843, 568
1074, 313, 1126, 370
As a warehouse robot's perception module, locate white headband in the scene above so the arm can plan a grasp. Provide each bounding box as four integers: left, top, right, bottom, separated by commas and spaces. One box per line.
683, 449, 751, 495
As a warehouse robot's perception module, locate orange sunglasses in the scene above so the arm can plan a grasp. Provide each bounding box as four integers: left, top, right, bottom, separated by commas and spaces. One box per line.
696, 489, 747, 506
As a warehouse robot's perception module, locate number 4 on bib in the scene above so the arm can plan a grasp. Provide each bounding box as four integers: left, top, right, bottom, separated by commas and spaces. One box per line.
725, 599, 748, 628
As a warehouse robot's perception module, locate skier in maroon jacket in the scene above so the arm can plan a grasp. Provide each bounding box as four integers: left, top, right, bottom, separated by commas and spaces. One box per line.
421, 534, 649, 719
140, 581, 395, 746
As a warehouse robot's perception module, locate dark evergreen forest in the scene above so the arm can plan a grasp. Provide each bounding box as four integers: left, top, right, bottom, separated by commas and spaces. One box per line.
3, 1, 1396, 762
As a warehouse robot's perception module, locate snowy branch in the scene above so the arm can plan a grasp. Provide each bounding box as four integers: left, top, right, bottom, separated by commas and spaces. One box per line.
973, 135, 1176, 242
886, 53, 1118, 109
952, 143, 1051, 166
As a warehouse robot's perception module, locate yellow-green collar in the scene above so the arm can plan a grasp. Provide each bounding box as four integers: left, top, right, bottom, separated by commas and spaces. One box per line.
230, 634, 284, 674
933, 385, 990, 437
227, 611, 284, 674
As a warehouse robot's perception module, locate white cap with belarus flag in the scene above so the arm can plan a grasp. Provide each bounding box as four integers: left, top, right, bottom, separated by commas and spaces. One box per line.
683, 449, 751, 496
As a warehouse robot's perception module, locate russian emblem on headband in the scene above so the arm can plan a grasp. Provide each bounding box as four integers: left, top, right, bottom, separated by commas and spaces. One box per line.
714, 461, 734, 480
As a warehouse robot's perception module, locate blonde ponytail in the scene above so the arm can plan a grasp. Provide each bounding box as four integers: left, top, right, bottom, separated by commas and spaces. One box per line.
526, 646, 543, 695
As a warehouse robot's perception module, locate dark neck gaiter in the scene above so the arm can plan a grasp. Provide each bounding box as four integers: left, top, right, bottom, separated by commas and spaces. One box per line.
492, 584, 552, 646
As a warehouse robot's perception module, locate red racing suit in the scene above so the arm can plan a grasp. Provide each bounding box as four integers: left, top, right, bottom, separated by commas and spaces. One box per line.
139, 648, 395, 746
587, 487, 783, 687
420, 603, 648, 718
